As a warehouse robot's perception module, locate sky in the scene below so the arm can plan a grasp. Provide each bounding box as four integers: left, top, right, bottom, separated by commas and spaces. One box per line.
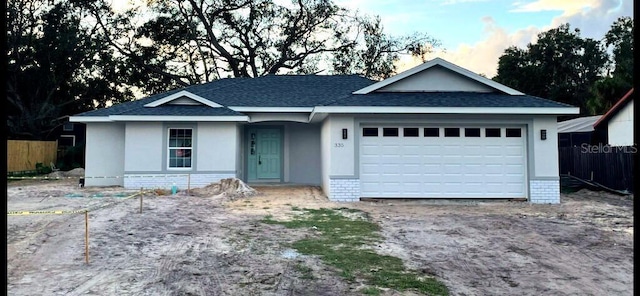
112, 0, 633, 79
334, 0, 633, 77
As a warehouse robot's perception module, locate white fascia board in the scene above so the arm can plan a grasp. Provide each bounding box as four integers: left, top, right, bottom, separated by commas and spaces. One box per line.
228, 106, 314, 112
109, 115, 249, 122
143, 90, 223, 108
68, 116, 112, 122
308, 110, 328, 123
312, 106, 580, 115
353, 57, 524, 95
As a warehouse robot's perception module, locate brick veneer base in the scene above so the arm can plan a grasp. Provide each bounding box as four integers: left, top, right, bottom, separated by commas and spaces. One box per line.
123, 173, 236, 190
529, 179, 560, 204
328, 178, 360, 202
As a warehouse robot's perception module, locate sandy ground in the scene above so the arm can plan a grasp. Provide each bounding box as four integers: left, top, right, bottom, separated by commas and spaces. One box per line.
6, 179, 634, 296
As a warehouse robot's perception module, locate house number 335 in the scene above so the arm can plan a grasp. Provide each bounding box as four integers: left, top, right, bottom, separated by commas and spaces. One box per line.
334, 143, 344, 148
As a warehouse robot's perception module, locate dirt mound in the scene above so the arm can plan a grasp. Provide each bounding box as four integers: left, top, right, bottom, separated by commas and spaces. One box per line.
189, 178, 258, 199
65, 168, 85, 177
45, 168, 84, 179
46, 171, 67, 179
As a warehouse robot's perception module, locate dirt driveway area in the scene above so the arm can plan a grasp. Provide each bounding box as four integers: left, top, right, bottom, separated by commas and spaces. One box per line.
7, 179, 633, 295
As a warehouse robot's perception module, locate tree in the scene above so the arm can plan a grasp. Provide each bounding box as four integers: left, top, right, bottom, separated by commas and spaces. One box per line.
587, 17, 634, 115
6, 0, 134, 140
78, 0, 439, 93
493, 23, 608, 115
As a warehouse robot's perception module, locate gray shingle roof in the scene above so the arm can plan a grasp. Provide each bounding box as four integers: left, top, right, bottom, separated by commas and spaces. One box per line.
185, 74, 376, 107
75, 75, 574, 117
75, 91, 244, 117
75, 75, 376, 116
323, 92, 575, 108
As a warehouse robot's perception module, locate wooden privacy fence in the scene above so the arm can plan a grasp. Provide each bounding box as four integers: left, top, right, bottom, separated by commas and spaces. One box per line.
559, 145, 635, 193
7, 140, 58, 173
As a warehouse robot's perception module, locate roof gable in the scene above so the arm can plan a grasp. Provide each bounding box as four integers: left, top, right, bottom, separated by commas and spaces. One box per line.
353, 57, 524, 95
144, 90, 223, 108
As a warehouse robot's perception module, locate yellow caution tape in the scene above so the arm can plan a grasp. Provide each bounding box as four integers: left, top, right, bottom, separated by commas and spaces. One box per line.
8, 191, 152, 216
8, 209, 87, 216
8, 175, 190, 180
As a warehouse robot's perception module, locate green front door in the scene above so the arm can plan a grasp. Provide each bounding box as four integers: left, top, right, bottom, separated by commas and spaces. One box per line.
248, 128, 281, 180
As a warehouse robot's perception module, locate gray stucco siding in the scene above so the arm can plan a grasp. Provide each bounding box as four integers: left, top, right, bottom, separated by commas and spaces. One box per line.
196, 122, 238, 172
84, 122, 125, 186
287, 123, 322, 185
124, 122, 163, 172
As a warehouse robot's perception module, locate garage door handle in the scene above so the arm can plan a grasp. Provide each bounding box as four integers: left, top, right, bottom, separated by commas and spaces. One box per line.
258, 155, 261, 165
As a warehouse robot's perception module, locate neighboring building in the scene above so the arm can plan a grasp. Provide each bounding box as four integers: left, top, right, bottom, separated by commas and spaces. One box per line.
57, 121, 86, 150
69, 58, 579, 203
593, 88, 634, 147
557, 115, 603, 147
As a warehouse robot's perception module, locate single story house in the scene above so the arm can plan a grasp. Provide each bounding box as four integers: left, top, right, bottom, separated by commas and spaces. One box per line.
70, 58, 579, 203
557, 115, 603, 147
593, 88, 634, 147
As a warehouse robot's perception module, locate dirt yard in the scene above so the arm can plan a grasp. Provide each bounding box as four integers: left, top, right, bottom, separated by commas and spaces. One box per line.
6, 178, 634, 296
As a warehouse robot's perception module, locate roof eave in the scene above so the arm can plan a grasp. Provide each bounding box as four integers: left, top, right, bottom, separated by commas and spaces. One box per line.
311, 106, 580, 116
69, 115, 249, 122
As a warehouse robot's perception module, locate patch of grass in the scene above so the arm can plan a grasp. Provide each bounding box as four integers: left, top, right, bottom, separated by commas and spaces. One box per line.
291, 206, 301, 211
294, 263, 315, 280
264, 208, 449, 295
243, 200, 252, 203
360, 287, 383, 295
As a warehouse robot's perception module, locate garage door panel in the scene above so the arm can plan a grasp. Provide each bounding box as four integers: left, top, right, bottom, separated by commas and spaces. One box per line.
360, 125, 526, 198
421, 146, 443, 154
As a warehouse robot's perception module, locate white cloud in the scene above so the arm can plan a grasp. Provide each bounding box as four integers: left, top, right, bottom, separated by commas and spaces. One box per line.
396, 16, 539, 77
396, 0, 632, 78
511, 0, 599, 13
441, 0, 490, 5
548, 0, 633, 40
110, 0, 136, 13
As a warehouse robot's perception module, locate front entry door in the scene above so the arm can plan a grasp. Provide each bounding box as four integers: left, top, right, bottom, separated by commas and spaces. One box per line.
249, 128, 281, 180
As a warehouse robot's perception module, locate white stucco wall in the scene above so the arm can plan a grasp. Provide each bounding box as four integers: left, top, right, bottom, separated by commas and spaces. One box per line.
197, 122, 238, 171
124, 122, 163, 172
84, 123, 125, 186
327, 115, 356, 176
530, 116, 560, 178
319, 115, 359, 200
608, 100, 634, 146
378, 66, 495, 92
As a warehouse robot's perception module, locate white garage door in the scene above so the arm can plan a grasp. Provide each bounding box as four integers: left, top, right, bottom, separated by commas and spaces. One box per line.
360, 126, 526, 198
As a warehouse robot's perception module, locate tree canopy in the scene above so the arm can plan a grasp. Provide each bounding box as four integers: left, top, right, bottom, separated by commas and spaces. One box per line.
587, 17, 634, 115
6, 0, 439, 140
77, 0, 439, 93
493, 17, 634, 116
7, 0, 134, 140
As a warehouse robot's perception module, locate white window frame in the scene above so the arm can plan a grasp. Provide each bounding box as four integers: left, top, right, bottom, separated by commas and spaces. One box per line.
167, 128, 193, 170
59, 135, 76, 147
63, 122, 74, 131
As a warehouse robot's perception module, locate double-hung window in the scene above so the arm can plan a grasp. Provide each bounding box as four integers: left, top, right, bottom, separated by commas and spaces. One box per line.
168, 128, 192, 169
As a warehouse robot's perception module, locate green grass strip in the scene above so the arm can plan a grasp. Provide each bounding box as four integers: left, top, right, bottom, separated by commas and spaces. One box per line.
263, 208, 448, 295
